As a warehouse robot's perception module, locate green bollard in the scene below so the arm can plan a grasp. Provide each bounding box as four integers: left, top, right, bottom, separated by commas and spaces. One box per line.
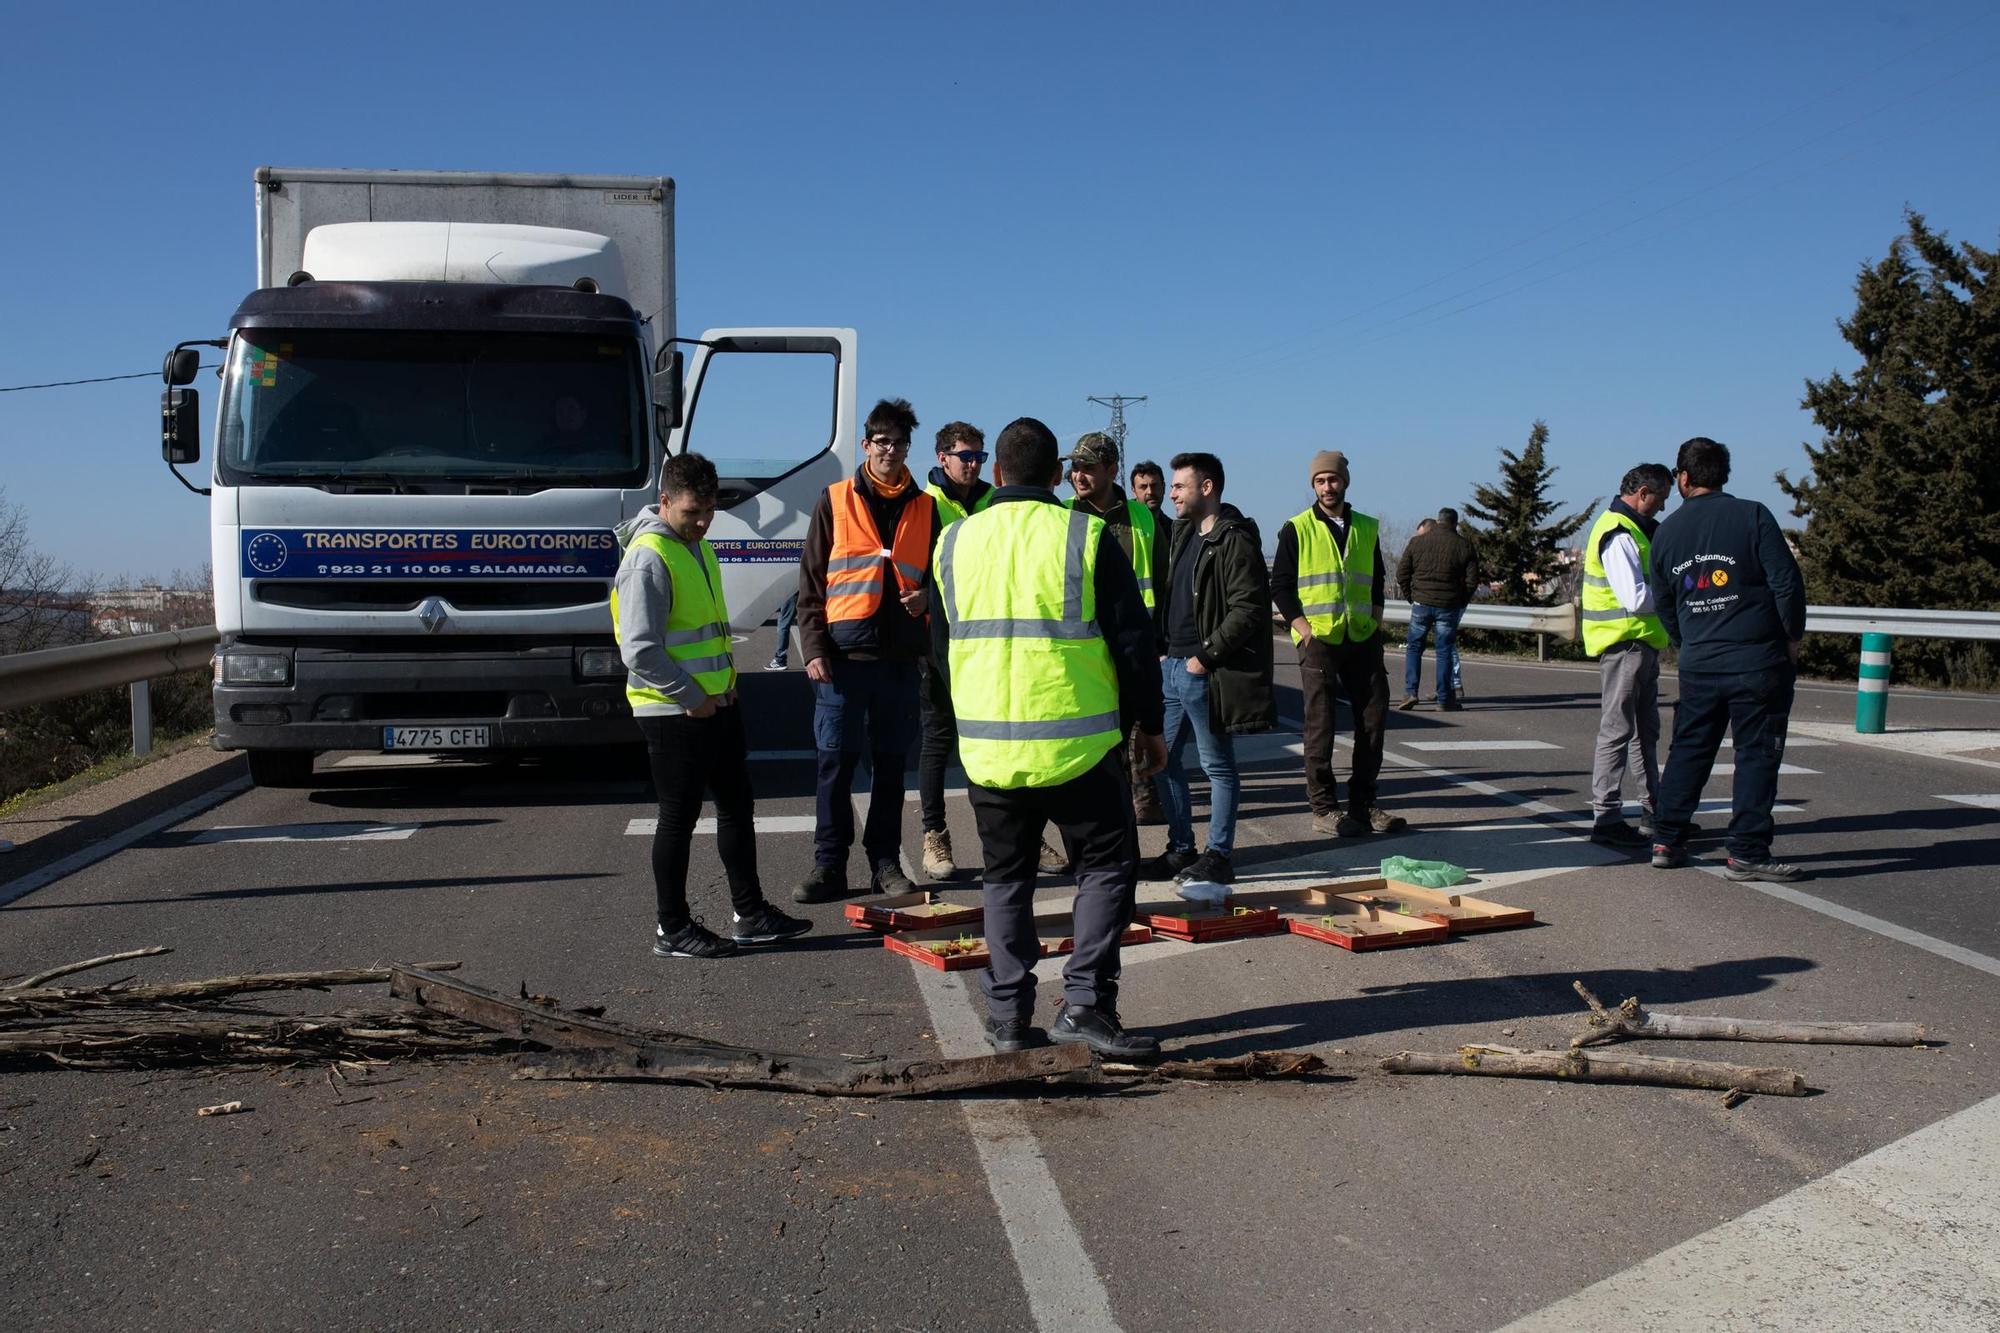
1856, 632, 1890, 733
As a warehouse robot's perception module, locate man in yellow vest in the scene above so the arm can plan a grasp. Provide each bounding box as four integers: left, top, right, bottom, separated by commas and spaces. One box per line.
1069, 432, 1170, 828
1583, 462, 1674, 848
614, 453, 813, 959
916, 421, 993, 880
933, 417, 1167, 1059
1270, 449, 1407, 838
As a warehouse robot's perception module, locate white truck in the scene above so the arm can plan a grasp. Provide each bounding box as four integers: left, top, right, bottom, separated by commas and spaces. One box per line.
159, 167, 852, 786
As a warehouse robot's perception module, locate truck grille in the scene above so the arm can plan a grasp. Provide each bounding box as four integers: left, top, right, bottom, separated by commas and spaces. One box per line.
255, 581, 607, 612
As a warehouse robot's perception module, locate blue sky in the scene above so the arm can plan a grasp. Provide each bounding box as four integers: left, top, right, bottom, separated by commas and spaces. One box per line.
2, 2, 1996, 581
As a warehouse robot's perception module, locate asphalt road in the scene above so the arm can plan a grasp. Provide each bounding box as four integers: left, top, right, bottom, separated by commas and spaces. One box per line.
3, 632, 1997, 1332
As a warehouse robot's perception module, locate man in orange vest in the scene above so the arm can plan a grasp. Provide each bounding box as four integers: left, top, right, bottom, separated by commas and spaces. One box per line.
793, 398, 943, 903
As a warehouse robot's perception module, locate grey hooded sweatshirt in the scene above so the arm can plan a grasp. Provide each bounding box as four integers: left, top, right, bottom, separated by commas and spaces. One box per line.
613, 509, 728, 717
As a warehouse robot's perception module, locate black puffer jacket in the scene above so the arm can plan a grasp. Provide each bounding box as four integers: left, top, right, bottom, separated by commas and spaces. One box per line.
1167, 504, 1277, 735
1396, 522, 1480, 609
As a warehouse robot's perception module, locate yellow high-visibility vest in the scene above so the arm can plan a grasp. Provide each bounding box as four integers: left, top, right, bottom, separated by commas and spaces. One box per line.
1581, 510, 1668, 656
925, 481, 991, 527
1067, 496, 1157, 609
611, 532, 735, 705
1288, 507, 1378, 644
936, 501, 1122, 789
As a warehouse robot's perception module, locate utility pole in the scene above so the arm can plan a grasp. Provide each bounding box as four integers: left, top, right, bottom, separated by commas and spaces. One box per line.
1086, 394, 1147, 455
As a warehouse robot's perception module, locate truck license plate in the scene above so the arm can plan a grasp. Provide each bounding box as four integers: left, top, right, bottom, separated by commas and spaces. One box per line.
382, 725, 490, 750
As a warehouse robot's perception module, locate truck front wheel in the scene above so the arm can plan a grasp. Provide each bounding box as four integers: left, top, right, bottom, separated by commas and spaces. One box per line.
247, 750, 316, 789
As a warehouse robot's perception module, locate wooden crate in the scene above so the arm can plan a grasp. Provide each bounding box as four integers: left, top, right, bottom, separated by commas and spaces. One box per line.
844, 892, 984, 932
1141, 903, 1286, 942
1331, 877, 1534, 934
884, 919, 1154, 972
1285, 896, 1448, 951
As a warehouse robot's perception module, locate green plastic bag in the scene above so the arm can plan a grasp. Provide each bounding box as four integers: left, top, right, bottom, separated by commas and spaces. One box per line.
1380, 855, 1468, 889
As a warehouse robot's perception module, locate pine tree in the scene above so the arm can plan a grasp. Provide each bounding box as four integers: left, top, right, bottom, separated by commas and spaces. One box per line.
1778, 210, 2000, 687
1463, 420, 1592, 606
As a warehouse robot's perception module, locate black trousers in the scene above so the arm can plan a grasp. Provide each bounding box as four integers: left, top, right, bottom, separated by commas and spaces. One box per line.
918, 657, 956, 834
1299, 635, 1389, 817
1655, 665, 1795, 861
638, 708, 764, 932
967, 749, 1137, 1023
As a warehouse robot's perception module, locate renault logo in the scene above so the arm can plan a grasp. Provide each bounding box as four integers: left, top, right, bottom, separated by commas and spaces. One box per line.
418, 598, 449, 634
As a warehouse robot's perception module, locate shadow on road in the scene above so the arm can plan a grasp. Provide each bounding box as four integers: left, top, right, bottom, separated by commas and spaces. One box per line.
2, 871, 613, 912
1150, 955, 1816, 1060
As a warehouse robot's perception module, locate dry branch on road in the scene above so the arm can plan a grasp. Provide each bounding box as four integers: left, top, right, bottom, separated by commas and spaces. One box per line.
1380, 1045, 1808, 1096
1568, 980, 1927, 1049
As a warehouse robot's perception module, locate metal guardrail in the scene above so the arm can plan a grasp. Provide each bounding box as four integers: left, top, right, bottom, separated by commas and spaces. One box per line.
1, 605, 1996, 761
0, 627, 218, 757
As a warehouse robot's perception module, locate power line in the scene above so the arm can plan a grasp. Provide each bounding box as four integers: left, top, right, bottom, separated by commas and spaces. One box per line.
0, 369, 194, 394
1086, 394, 1147, 454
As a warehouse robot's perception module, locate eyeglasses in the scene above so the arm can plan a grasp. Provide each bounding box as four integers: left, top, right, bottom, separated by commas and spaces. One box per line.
943, 450, 988, 465
864, 434, 910, 450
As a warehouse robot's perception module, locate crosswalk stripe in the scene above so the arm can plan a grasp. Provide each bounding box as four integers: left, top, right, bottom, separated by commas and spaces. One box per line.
1938, 795, 2000, 811
179, 823, 422, 845
1709, 763, 1820, 776
1398, 740, 1560, 752
625, 814, 819, 836
1626, 797, 1804, 816
1720, 736, 1833, 747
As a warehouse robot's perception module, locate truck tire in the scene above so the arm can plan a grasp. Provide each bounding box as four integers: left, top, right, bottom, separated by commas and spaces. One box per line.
247, 750, 315, 789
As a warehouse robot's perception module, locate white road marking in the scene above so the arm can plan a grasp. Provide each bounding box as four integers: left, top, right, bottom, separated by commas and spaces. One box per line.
1398, 739, 1562, 752
0, 776, 253, 908
1707, 763, 1820, 776
624, 814, 819, 835
1501, 1090, 2000, 1331
1624, 798, 1804, 816
1699, 862, 2000, 980
1939, 795, 2000, 811
1784, 721, 2000, 771
1719, 736, 1833, 747
181, 822, 422, 844
907, 964, 1123, 1332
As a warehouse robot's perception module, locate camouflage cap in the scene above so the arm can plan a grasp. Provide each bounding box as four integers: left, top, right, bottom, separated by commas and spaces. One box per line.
1069, 432, 1119, 468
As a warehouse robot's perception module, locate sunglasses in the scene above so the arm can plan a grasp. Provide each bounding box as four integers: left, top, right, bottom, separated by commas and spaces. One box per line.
942, 450, 988, 465
865, 434, 910, 450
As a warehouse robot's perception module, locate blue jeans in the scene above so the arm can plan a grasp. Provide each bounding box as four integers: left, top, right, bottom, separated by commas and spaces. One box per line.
1160, 657, 1239, 857
810, 657, 919, 870
771, 591, 798, 665
1404, 603, 1464, 701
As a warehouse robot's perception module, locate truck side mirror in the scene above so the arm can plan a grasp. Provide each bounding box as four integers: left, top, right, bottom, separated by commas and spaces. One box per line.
163, 347, 203, 386
652, 346, 684, 434
162, 388, 201, 464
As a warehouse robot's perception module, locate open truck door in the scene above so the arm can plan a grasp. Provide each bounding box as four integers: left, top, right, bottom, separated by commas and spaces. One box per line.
662, 328, 856, 630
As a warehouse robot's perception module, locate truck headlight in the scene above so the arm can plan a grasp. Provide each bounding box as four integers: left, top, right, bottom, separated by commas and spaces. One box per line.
576, 647, 625, 678
220, 652, 290, 685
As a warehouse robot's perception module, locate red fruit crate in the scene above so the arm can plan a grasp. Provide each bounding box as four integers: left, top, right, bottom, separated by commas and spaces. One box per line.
1331, 878, 1534, 934
1141, 904, 1285, 942
845, 892, 984, 932
885, 920, 1155, 971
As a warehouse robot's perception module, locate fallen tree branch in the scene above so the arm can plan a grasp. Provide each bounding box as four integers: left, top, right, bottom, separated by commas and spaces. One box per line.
7, 947, 173, 990
0, 1009, 512, 1068
395, 964, 1093, 1097
2, 961, 463, 1023
1380, 1045, 1806, 1096
1570, 980, 1925, 1049
1122, 1051, 1328, 1081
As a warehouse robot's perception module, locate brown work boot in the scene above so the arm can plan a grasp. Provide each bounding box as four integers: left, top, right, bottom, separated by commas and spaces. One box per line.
1311, 812, 1343, 836
1038, 836, 1069, 875
921, 829, 955, 880
1368, 806, 1408, 835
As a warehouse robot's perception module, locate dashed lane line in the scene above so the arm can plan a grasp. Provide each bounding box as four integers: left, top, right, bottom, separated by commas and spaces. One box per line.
1398, 739, 1562, 752
174, 822, 422, 845
1939, 795, 2000, 811
624, 814, 819, 835
1709, 763, 1821, 776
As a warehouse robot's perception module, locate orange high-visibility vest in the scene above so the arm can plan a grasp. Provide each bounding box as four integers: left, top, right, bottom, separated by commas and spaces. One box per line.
825, 477, 935, 649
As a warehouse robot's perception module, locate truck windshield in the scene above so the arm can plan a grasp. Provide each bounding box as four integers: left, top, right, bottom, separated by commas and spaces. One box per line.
218, 329, 646, 486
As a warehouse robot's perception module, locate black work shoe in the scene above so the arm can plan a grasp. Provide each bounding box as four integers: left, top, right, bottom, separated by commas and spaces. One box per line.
1138, 848, 1197, 881
653, 920, 739, 959
792, 865, 847, 904
983, 1016, 1049, 1053
1398, 695, 1419, 711
870, 861, 915, 895
1724, 857, 1803, 883
1175, 849, 1235, 885
1590, 820, 1650, 849
1335, 813, 1369, 837
1368, 807, 1408, 835
731, 903, 814, 944
1050, 1004, 1160, 1061
1439, 697, 1465, 712
1651, 843, 1687, 870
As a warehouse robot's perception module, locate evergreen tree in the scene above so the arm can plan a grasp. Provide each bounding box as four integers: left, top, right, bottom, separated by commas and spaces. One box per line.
1463, 420, 1592, 606
1778, 210, 2000, 687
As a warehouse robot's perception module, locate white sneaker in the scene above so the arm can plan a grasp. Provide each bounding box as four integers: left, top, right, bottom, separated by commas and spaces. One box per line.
921, 829, 955, 880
